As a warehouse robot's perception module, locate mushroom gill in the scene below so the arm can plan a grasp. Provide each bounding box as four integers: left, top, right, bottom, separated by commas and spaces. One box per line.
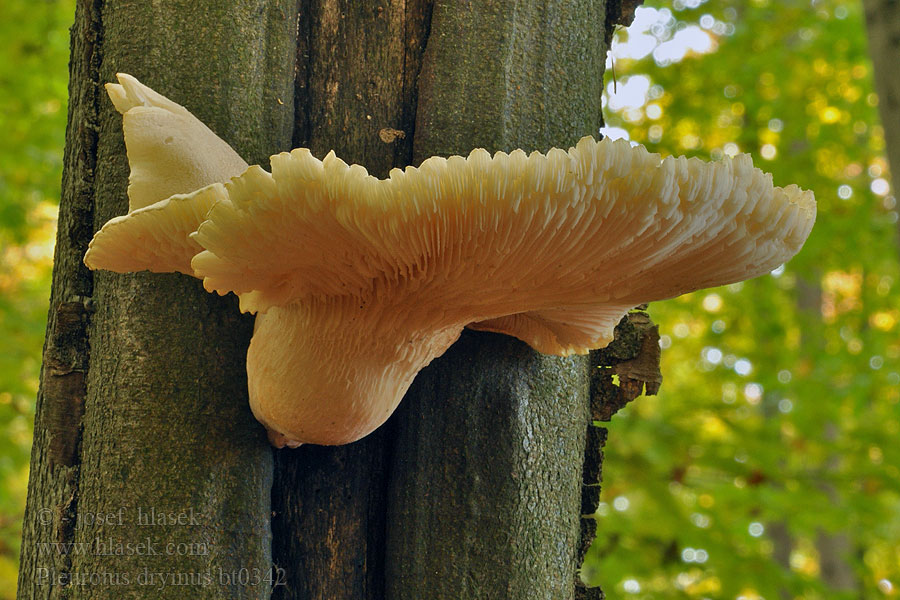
190, 137, 815, 446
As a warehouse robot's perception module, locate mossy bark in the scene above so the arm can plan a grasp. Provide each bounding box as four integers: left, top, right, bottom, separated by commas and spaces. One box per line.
18, 1, 296, 598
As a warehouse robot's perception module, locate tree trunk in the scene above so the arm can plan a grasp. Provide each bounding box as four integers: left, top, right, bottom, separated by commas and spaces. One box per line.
22, 1, 649, 599
864, 0, 900, 201
18, 1, 296, 598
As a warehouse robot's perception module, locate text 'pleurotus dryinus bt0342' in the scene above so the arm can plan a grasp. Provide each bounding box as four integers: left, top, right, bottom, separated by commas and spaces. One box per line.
85, 74, 817, 448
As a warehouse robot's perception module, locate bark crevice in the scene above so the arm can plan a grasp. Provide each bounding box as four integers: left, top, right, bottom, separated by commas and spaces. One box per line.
271, 3, 434, 599
578, 310, 661, 598
293, 0, 312, 148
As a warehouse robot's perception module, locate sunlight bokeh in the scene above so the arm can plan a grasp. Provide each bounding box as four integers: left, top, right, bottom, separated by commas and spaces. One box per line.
585, 1, 900, 598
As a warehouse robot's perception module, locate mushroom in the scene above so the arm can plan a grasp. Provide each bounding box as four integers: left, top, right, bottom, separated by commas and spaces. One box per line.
85, 75, 817, 448
84, 73, 247, 274
189, 141, 814, 446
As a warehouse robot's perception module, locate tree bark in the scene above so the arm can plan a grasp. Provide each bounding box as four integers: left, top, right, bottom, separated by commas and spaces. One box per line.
863, 0, 900, 202
18, 1, 296, 598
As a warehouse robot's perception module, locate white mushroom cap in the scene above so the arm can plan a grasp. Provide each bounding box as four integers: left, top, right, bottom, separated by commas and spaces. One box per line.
84, 73, 247, 274
188, 136, 815, 445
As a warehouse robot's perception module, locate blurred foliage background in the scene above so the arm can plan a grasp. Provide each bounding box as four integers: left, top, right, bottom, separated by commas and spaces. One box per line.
0, 0, 74, 595
582, 0, 900, 598
0, 0, 897, 599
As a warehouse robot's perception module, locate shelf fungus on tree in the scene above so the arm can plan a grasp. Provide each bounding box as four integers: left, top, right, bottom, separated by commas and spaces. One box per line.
85, 74, 816, 448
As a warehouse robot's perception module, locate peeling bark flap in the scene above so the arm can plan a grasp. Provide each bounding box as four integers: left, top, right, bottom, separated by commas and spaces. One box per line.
590, 311, 662, 422
44, 300, 91, 468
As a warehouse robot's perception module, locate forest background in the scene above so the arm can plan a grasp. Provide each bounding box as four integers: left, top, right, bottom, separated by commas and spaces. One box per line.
0, 0, 897, 598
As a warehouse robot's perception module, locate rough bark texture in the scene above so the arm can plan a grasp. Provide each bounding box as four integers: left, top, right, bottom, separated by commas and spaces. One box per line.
18, 1, 297, 598
388, 334, 591, 600
579, 311, 660, 600
602, 0, 644, 43
270, 2, 431, 599
863, 0, 900, 201
412, 0, 606, 158
387, 2, 608, 599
